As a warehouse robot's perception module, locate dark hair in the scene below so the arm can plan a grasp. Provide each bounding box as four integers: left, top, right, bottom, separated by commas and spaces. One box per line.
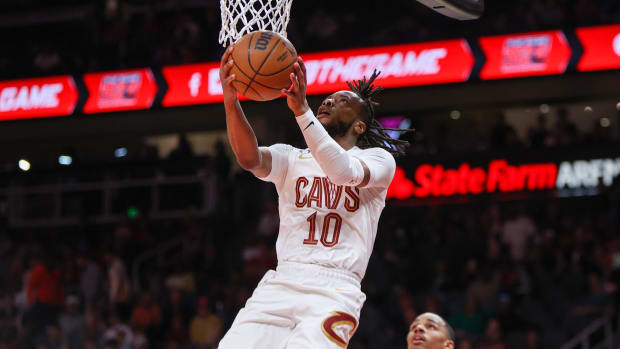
444, 320, 456, 341
346, 70, 413, 157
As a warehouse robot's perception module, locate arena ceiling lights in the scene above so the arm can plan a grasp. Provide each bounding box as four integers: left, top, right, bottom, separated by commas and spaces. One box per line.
0, 24, 619, 121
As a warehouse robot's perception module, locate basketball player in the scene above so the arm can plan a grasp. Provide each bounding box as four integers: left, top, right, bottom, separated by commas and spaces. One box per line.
407, 313, 456, 349
217, 45, 410, 348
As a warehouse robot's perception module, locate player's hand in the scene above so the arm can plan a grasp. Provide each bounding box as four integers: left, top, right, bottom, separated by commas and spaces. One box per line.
219, 45, 237, 104
282, 57, 310, 116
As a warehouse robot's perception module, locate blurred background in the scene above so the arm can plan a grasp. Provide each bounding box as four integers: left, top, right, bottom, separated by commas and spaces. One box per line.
0, 0, 619, 349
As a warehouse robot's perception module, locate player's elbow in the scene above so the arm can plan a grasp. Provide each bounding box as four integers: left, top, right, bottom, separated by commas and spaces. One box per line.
236, 157, 260, 171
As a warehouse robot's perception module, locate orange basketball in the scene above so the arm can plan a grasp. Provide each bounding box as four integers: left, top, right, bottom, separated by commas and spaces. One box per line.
230, 30, 298, 101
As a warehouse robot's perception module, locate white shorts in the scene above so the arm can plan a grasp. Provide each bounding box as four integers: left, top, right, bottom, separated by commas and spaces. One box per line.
218, 261, 366, 349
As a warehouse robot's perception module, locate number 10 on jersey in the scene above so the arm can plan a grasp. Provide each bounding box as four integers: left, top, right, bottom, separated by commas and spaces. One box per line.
303, 212, 343, 247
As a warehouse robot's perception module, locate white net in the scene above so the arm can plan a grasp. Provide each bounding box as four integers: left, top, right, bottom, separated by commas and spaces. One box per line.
219, 0, 293, 47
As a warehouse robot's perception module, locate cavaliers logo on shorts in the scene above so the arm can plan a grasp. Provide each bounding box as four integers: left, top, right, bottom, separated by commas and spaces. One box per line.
321, 311, 358, 348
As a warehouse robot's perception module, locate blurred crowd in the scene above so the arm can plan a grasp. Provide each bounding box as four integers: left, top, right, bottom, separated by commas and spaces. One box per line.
1, 0, 620, 80
1, 128, 620, 349
400, 108, 618, 157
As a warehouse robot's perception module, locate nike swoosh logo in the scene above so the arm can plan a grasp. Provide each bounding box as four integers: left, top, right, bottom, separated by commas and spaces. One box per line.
303, 121, 314, 131
298, 154, 313, 160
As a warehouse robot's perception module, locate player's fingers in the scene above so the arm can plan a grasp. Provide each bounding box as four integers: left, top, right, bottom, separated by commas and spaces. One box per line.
222, 59, 234, 75
289, 72, 299, 91
220, 45, 234, 65
281, 88, 292, 96
297, 58, 307, 84
293, 63, 302, 80
293, 62, 306, 91
224, 74, 236, 85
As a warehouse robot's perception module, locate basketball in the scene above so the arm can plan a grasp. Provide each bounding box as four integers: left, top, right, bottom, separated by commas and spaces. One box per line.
230, 30, 298, 101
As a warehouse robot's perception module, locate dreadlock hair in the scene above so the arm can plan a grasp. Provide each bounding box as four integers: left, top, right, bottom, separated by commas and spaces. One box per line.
346, 70, 414, 157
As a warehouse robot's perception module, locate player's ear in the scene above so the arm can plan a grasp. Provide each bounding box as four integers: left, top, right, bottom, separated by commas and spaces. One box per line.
443, 340, 455, 349
354, 120, 366, 135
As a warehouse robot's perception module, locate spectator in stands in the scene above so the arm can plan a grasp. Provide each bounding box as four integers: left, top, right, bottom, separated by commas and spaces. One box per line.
448, 294, 488, 340
528, 113, 551, 148
466, 267, 499, 312
76, 251, 102, 309
36, 323, 64, 349
169, 134, 195, 161
82, 310, 105, 348
552, 108, 579, 146
104, 312, 133, 349
525, 329, 542, 349
474, 318, 506, 349
131, 292, 162, 336
490, 114, 518, 150
26, 250, 64, 335
132, 329, 149, 349
0, 291, 18, 347
189, 297, 222, 349
164, 313, 189, 348
565, 271, 616, 333
104, 252, 132, 320
58, 295, 84, 349
501, 206, 536, 262
162, 288, 191, 325
495, 293, 535, 334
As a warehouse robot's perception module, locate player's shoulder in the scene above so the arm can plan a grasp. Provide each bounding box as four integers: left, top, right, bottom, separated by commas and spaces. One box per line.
265, 143, 299, 154
353, 146, 395, 159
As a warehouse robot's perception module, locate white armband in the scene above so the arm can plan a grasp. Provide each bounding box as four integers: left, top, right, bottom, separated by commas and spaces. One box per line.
296, 110, 365, 186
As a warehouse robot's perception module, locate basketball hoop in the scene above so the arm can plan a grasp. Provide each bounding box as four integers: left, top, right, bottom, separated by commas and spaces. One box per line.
219, 0, 293, 47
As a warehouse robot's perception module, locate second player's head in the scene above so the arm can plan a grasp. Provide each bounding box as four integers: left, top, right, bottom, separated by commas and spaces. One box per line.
316, 70, 411, 156
407, 312, 455, 349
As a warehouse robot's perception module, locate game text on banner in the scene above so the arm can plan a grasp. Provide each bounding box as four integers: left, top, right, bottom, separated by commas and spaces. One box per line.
0, 76, 77, 121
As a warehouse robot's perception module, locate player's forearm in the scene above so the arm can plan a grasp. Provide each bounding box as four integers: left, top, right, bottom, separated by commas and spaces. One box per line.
224, 99, 262, 170
296, 110, 364, 186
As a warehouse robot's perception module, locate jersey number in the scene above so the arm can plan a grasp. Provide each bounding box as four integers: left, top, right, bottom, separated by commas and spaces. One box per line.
304, 212, 342, 247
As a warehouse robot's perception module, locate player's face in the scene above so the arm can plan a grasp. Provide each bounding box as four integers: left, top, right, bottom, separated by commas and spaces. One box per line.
317, 91, 365, 138
407, 313, 454, 349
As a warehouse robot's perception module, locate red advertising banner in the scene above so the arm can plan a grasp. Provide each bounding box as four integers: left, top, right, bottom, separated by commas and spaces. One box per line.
387, 158, 620, 200
479, 30, 571, 80
162, 39, 474, 106
0, 76, 77, 121
162, 62, 223, 107
83, 68, 157, 114
301, 39, 474, 94
577, 24, 620, 72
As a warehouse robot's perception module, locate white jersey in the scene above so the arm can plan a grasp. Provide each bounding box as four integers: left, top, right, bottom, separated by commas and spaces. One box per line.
257, 144, 396, 280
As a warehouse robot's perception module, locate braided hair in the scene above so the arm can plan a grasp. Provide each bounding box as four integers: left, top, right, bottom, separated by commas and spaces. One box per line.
347, 70, 413, 157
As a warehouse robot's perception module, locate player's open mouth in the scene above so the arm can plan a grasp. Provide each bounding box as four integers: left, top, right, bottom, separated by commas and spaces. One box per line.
317, 106, 330, 118
412, 335, 425, 344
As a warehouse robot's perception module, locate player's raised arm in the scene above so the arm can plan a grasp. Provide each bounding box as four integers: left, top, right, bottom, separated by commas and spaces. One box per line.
283, 58, 397, 188
220, 45, 272, 178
